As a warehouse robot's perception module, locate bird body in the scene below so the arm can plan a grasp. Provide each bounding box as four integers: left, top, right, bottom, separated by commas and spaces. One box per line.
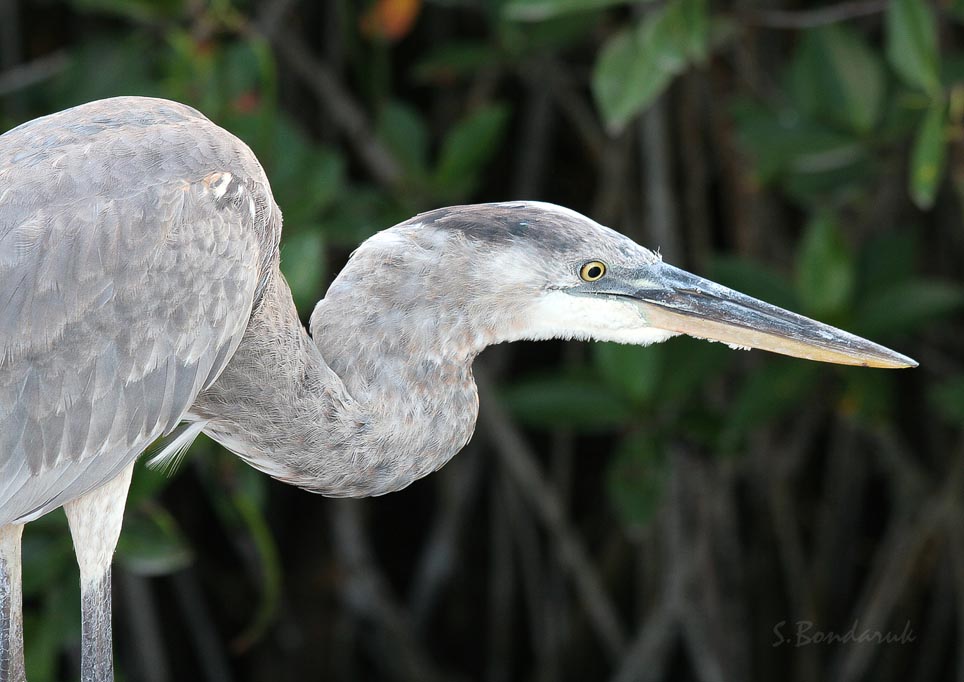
0, 97, 917, 681
0, 97, 279, 525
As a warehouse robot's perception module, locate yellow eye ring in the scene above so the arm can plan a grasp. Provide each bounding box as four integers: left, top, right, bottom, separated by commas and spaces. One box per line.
579, 261, 607, 282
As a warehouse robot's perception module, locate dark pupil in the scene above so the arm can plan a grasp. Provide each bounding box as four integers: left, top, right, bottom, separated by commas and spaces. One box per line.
587, 265, 602, 279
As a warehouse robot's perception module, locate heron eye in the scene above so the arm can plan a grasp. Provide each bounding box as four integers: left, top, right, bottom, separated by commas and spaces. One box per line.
579, 261, 607, 282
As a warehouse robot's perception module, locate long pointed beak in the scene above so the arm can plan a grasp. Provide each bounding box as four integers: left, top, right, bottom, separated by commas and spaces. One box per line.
628, 263, 917, 369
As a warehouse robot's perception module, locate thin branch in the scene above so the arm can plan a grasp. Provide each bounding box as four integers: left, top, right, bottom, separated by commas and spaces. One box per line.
476, 369, 629, 661
519, 58, 606, 164
0, 0, 20, 71
909, 552, 953, 682
512, 62, 555, 199
117, 569, 170, 682
409, 447, 482, 628
594, 137, 633, 226
501, 470, 552, 669
671, 449, 726, 682
609, 598, 677, 682
746, 0, 887, 29
679, 608, 727, 682
266, 35, 402, 189
171, 569, 235, 682
867, 423, 930, 505
487, 474, 516, 682
0, 51, 68, 97
678, 71, 712, 270
538, 343, 580, 682
830, 503, 941, 682
946, 513, 964, 681
704, 462, 751, 682
639, 86, 681, 261
830, 444, 964, 682
253, 0, 299, 41
803, 420, 861, 681
330, 500, 463, 682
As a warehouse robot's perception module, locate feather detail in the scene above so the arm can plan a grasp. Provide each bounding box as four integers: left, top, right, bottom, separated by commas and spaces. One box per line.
146, 420, 208, 475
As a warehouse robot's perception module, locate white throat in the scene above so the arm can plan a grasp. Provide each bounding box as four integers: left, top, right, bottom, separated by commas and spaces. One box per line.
512, 290, 678, 346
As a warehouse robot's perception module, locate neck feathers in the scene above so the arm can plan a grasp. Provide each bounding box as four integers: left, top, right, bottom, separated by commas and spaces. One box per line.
193, 262, 480, 497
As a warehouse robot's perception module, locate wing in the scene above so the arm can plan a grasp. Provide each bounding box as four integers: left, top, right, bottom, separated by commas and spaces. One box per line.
0, 97, 281, 524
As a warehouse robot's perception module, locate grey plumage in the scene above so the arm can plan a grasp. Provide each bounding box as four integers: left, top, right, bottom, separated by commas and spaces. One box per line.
0, 97, 916, 681
0, 97, 279, 524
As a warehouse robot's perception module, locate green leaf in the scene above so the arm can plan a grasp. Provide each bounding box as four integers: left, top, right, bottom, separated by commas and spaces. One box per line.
117, 506, 193, 576
857, 231, 919, 295
592, 28, 661, 134
842, 369, 896, 420
855, 280, 964, 336
220, 41, 267, 103
502, 375, 632, 430
320, 187, 403, 246
591, 0, 707, 133
948, 0, 964, 22
24, 609, 61, 682
722, 360, 819, 448
676, 0, 709, 61
606, 433, 666, 529
434, 104, 510, 199
377, 101, 429, 176
71, 0, 185, 21
50, 39, 158, 103
25, 585, 79, 681
280, 230, 326, 313
593, 343, 663, 405
886, 0, 941, 94
266, 118, 344, 225
22, 525, 74, 595
229, 469, 282, 649
781, 157, 876, 206
734, 93, 880, 203
660, 337, 731, 403
502, 13, 604, 55
732, 99, 867, 184
930, 376, 964, 425
710, 256, 797, 310
236, 463, 270, 509
909, 98, 948, 209
127, 457, 180, 507
503, 0, 631, 21
790, 25, 885, 134
412, 43, 497, 83
796, 213, 855, 317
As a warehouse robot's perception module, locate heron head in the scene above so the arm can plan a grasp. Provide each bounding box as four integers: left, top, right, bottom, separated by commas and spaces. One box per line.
317, 201, 915, 369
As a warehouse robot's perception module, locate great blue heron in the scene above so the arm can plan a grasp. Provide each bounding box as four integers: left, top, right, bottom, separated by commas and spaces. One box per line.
0, 97, 915, 681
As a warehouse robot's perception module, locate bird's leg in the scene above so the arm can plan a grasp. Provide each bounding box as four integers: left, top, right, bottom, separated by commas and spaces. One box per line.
64, 464, 135, 682
0, 524, 25, 682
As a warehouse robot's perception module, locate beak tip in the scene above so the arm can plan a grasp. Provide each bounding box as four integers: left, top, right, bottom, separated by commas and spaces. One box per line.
874, 352, 918, 369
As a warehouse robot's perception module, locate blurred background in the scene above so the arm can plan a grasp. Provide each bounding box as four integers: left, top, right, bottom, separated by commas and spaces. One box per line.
3, 0, 964, 680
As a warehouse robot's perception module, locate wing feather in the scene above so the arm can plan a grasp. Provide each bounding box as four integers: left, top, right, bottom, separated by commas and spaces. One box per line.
0, 97, 282, 523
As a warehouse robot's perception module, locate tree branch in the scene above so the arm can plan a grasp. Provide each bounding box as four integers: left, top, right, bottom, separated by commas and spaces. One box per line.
267, 35, 403, 189
476, 369, 629, 661
746, 0, 887, 29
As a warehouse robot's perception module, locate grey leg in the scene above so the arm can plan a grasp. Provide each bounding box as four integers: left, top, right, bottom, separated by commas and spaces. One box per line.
64, 464, 135, 682
0, 524, 24, 682
77, 570, 113, 682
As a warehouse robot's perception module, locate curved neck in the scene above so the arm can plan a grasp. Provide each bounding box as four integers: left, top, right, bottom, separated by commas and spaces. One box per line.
193, 264, 480, 497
